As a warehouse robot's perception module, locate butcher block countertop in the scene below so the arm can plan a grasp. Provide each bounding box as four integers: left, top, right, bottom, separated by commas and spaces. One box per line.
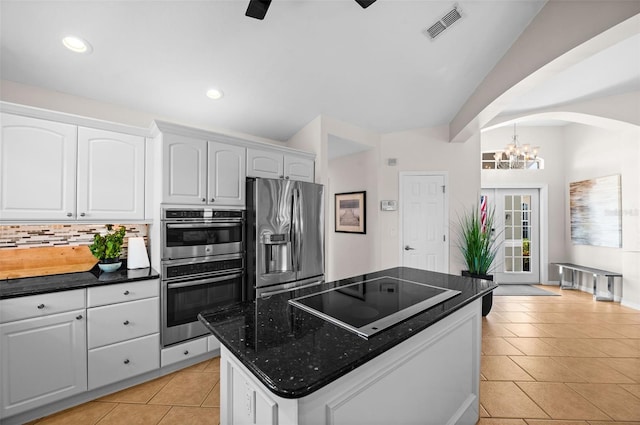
0, 263, 160, 299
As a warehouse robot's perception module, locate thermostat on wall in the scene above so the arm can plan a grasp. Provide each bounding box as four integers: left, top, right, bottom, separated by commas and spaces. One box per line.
381, 200, 397, 211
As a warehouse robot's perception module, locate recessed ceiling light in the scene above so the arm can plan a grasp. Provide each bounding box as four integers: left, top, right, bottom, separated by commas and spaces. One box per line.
62, 36, 92, 54
206, 88, 224, 100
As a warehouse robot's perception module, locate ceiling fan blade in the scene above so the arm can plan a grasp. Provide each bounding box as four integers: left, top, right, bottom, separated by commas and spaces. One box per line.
246, 0, 272, 20
355, 0, 376, 8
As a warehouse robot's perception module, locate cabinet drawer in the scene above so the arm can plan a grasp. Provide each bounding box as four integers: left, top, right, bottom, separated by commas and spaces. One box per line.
88, 333, 159, 390
87, 279, 159, 307
0, 289, 85, 323
88, 297, 159, 348
161, 337, 207, 367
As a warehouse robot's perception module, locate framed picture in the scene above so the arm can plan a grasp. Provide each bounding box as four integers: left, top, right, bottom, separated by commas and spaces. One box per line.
335, 191, 366, 234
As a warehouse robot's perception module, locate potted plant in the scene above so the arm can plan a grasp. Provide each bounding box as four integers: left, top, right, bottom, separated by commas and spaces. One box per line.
89, 224, 126, 273
456, 205, 499, 316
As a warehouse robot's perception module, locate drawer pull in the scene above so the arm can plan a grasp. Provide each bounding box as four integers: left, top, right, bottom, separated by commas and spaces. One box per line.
124, 359, 130, 365
37, 304, 45, 309
184, 350, 189, 356
76, 314, 83, 320
123, 320, 130, 325
123, 290, 130, 295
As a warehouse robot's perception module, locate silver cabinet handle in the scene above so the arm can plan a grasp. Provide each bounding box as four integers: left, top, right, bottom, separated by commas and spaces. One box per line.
76, 314, 83, 320
123, 320, 130, 325
124, 359, 130, 364
37, 304, 45, 309
404, 245, 415, 251
66, 212, 73, 217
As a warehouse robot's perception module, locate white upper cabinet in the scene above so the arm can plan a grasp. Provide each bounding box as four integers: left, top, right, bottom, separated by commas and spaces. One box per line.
0, 114, 77, 220
77, 127, 145, 221
0, 113, 146, 221
284, 155, 315, 183
247, 148, 314, 182
246, 148, 284, 180
162, 134, 208, 205
208, 141, 246, 207
163, 133, 246, 206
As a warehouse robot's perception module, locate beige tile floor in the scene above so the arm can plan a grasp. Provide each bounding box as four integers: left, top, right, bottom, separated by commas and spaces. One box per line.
28, 285, 640, 425
479, 285, 640, 425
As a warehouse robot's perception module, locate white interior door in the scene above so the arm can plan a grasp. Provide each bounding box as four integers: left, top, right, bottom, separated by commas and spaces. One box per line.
401, 174, 447, 273
482, 188, 540, 284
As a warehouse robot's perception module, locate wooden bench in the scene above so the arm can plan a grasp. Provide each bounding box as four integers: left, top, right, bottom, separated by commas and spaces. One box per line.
552, 263, 622, 302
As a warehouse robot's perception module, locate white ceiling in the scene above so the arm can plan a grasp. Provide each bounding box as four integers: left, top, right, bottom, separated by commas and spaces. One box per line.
0, 1, 637, 143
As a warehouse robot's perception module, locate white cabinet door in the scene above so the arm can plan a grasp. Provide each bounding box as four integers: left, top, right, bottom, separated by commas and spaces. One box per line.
77, 127, 145, 220
284, 155, 314, 183
0, 114, 77, 220
208, 141, 246, 206
163, 134, 208, 205
246, 148, 283, 179
0, 310, 87, 418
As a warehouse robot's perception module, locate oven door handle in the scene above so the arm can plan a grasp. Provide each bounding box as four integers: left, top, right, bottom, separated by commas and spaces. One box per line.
166, 222, 241, 229
167, 272, 243, 289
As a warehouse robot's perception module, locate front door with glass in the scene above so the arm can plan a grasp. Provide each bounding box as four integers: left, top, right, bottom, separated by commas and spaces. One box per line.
481, 188, 540, 284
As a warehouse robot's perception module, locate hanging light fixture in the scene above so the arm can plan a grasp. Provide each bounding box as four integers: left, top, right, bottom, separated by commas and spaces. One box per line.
494, 123, 540, 169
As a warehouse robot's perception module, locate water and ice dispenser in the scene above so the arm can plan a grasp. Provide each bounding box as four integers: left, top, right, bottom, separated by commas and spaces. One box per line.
261, 233, 292, 274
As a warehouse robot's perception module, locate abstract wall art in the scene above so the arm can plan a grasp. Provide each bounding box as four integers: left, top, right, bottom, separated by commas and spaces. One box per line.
569, 174, 621, 248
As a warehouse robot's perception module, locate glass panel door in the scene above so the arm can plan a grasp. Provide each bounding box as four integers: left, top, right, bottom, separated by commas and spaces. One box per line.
481, 188, 540, 284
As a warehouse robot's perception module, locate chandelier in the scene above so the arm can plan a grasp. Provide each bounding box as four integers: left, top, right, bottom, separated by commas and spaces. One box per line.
494, 124, 540, 169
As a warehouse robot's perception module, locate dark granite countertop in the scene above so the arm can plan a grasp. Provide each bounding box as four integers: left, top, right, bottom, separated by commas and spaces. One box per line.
0, 263, 160, 299
198, 266, 496, 400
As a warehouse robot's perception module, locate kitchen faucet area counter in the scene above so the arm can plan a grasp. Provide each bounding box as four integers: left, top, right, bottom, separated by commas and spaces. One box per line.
199, 267, 495, 425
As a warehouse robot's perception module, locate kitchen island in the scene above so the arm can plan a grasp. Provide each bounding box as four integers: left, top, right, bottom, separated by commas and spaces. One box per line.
198, 267, 495, 425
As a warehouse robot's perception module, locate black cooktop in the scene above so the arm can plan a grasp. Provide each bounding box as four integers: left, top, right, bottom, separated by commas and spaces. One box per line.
289, 276, 460, 338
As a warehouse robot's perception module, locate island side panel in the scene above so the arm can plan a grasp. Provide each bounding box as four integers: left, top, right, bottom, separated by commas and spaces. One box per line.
220, 298, 481, 425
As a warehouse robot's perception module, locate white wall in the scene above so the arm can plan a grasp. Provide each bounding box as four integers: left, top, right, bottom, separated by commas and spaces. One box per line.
0, 79, 285, 147
564, 123, 640, 308
327, 149, 378, 281
481, 125, 566, 281
319, 116, 381, 281
379, 126, 480, 274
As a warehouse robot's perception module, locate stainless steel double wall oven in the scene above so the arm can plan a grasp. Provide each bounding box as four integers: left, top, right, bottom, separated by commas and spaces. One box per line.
160, 208, 245, 347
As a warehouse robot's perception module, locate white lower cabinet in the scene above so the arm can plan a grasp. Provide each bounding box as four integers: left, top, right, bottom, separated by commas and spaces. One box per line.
87, 298, 159, 348
87, 280, 160, 390
161, 337, 208, 367
0, 308, 87, 418
88, 334, 159, 389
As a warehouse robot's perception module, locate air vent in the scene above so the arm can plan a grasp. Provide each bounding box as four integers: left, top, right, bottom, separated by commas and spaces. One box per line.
424, 6, 462, 40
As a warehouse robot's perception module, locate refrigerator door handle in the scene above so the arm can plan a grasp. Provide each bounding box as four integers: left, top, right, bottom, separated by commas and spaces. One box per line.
292, 187, 301, 272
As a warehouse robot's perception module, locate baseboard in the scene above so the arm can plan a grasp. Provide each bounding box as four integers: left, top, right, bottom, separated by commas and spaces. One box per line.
621, 298, 640, 311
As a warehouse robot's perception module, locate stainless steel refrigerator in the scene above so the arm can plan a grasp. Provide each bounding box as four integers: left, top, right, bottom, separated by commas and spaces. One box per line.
246, 177, 324, 298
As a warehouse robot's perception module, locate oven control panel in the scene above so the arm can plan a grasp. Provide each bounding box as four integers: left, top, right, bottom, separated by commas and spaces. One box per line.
165, 258, 244, 279
163, 208, 244, 220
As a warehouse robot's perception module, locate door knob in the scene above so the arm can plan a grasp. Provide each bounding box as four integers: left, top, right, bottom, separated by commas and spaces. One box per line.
404, 245, 415, 251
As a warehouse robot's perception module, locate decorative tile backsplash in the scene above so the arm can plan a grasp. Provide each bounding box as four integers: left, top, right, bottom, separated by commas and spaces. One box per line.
0, 224, 149, 258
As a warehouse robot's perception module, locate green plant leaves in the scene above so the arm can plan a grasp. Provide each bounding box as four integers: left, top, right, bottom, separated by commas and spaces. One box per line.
88, 225, 126, 261
456, 206, 500, 275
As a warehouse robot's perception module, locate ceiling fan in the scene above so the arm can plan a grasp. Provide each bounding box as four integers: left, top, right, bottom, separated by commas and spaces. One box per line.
246, 0, 377, 20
